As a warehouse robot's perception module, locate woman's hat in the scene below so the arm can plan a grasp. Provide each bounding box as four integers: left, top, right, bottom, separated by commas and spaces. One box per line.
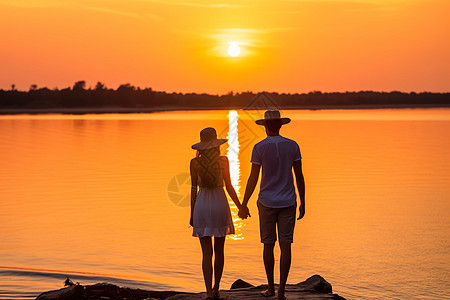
255, 110, 291, 125
191, 127, 228, 150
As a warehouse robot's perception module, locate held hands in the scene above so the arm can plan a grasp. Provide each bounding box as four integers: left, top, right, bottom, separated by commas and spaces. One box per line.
238, 205, 251, 220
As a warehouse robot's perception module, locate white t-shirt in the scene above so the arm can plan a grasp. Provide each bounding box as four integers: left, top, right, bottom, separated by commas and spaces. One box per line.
251, 135, 302, 208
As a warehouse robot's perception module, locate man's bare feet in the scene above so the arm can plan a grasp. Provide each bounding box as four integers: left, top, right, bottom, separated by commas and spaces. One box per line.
277, 286, 286, 300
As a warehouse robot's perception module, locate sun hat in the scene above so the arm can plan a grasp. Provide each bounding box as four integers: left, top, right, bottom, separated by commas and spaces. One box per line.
191, 127, 228, 150
255, 110, 291, 125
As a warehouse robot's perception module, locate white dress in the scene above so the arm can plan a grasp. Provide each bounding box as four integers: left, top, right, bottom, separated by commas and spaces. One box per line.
192, 186, 235, 238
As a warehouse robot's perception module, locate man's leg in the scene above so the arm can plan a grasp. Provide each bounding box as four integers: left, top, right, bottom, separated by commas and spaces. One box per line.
278, 243, 292, 299
258, 201, 277, 296
277, 204, 296, 299
263, 242, 276, 295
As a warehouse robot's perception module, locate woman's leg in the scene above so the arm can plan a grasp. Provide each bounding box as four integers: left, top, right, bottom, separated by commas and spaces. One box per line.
200, 237, 213, 298
213, 236, 225, 294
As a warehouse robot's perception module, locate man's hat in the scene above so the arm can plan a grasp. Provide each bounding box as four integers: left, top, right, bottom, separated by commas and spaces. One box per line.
255, 110, 291, 126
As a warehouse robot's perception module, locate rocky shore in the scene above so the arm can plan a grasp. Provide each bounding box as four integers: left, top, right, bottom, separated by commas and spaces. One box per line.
36, 275, 345, 300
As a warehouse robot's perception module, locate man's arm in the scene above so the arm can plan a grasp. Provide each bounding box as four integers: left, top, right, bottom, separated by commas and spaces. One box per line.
239, 163, 261, 218
293, 160, 305, 220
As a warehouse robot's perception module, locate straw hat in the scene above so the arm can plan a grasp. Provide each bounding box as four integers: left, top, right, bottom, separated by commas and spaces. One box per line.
255, 110, 291, 125
191, 127, 228, 150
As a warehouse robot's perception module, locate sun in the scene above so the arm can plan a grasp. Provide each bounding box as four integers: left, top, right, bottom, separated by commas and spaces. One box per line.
228, 43, 241, 57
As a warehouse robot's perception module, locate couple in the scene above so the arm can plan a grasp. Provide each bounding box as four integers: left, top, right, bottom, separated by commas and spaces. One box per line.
190, 110, 306, 300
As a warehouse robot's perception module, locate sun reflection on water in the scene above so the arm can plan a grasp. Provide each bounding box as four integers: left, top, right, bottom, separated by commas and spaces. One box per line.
226, 110, 245, 240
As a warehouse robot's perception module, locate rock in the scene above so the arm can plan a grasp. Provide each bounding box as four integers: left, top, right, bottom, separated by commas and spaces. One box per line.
36, 275, 345, 300
86, 283, 120, 298
296, 274, 333, 293
230, 279, 254, 289
36, 285, 84, 300
168, 275, 344, 299
85, 283, 182, 300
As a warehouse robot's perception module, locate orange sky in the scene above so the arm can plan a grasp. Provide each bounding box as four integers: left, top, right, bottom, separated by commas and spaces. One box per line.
0, 0, 449, 94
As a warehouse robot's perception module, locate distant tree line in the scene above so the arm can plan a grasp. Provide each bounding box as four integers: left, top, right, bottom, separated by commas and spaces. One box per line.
0, 81, 449, 110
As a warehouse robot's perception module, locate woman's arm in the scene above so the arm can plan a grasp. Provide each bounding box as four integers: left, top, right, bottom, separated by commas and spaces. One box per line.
222, 156, 242, 210
190, 158, 198, 226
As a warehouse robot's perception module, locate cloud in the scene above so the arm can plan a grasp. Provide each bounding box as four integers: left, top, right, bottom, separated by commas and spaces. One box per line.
282, 0, 386, 8
83, 6, 161, 20
84, 6, 142, 18
204, 27, 294, 57
0, 0, 63, 8
276, 0, 391, 14
139, 0, 242, 8
0, 1, 162, 19
283, 0, 378, 3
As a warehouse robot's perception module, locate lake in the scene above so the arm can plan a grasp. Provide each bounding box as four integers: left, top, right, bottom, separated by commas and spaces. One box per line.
0, 109, 449, 299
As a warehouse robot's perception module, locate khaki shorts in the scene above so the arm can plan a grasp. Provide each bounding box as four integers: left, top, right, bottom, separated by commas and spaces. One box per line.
257, 201, 296, 244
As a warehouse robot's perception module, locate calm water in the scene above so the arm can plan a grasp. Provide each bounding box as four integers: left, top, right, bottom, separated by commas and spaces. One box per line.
1, 109, 449, 300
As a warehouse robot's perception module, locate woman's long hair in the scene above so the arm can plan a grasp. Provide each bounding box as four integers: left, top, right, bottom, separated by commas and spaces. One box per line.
197, 147, 221, 188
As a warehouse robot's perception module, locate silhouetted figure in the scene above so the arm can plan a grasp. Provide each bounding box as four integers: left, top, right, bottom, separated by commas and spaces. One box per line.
190, 127, 242, 300
239, 110, 305, 300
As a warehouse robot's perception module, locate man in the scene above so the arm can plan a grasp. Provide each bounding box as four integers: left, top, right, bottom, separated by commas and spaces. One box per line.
239, 110, 305, 300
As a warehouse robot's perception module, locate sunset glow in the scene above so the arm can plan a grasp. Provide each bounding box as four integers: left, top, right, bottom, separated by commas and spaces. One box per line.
226, 110, 244, 240
228, 43, 241, 57
0, 0, 449, 93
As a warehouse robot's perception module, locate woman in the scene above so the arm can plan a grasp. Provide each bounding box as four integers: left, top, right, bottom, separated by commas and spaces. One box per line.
190, 127, 242, 300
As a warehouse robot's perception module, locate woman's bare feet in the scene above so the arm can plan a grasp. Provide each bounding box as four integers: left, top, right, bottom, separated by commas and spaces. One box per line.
261, 289, 276, 297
